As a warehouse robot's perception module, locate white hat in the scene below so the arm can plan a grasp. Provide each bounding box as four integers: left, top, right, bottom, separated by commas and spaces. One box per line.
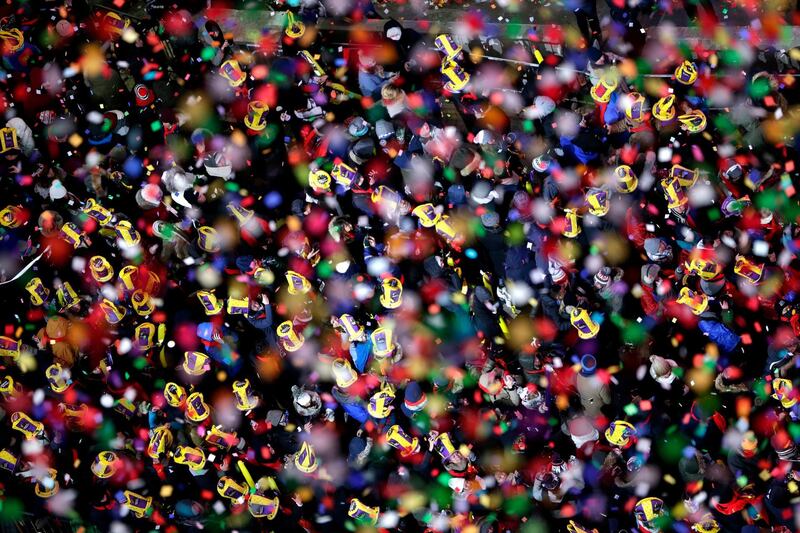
203, 152, 232, 179
470, 180, 496, 205
549, 260, 567, 285
523, 96, 556, 120
136, 183, 163, 208
49, 180, 67, 200
297, 392, 312, 407
532, 154, 552, 173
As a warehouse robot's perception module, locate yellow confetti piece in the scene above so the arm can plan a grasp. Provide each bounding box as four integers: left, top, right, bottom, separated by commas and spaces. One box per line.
398, 490, 427, 513
671, 501, 687, 520
80, 43, 106, 77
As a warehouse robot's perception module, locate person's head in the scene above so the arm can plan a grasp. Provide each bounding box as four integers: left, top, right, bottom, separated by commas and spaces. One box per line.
381, 83, 401, 102
445, 451, 468, 473
539, 471, 561, 492
384, 21, 403, 41
644, 238, 673, 263
593, 267, 613, 290
740, 431, 758, 456
358, 51, 376, 71
329, 216, 354, 242
297, 391, 313, 408
649, 355, 672, 378
38, 210, 63, 236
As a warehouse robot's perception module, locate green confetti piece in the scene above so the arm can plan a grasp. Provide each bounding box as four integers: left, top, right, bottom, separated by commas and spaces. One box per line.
624, 403, 638, 416
653, 513, 673, 532
621, 322, 646, 344
317, 261, 332, 279
713, 114, 736, 135
749, 77, 771, 99
201, 46, 216, 61
718, 49, 742, 67
504, 494, 530, 516
505, 222, 525, 245
431, 484, 451, 506
256, 124, 281, 147
150, 121, 162, 132
657, 432, 688, 463
635, 58, 652, 76
521, 520, 549, 533
0, 498, 23, 522
160, 223, 175, 239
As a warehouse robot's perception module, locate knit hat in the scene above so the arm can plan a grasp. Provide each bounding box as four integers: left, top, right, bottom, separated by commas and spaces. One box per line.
532, 154, 551, 173
203, 152, 233, 179
641, 264, 660, 286
700, 277, 725, 296
593, 267, 612, 288
136, 183, 163, 209
447, 184, 466, 206
525, 96, 556, 120
481, 211, 500, 229
580, 354, 597, 376
375, 120, 394, 142
644, 238, 672, 262
401, 381, 427, 417
723, 163, 743, 182
348, 117, 369, 138
349, 138, 375, 165
470, 180, 496, 205
549, 261, 568, 285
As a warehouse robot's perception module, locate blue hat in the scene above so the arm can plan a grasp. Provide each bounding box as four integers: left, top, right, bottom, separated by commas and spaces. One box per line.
447, 184, 466, 207
481, 211, 500, 228
401, 381, 427, 417
580, 354, 597, 376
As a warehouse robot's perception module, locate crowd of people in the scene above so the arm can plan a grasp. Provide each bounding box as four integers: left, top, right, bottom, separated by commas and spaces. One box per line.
0, 0, 799, 531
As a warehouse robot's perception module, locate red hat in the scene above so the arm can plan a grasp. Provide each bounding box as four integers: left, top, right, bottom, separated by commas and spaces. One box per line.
134, 84, 154, 107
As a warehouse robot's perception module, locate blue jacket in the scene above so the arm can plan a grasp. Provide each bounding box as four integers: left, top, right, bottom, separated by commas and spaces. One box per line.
358, 70, 387, 100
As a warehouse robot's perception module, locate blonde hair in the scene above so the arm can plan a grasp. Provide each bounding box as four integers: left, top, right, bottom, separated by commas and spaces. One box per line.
381, 84, 400, 101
